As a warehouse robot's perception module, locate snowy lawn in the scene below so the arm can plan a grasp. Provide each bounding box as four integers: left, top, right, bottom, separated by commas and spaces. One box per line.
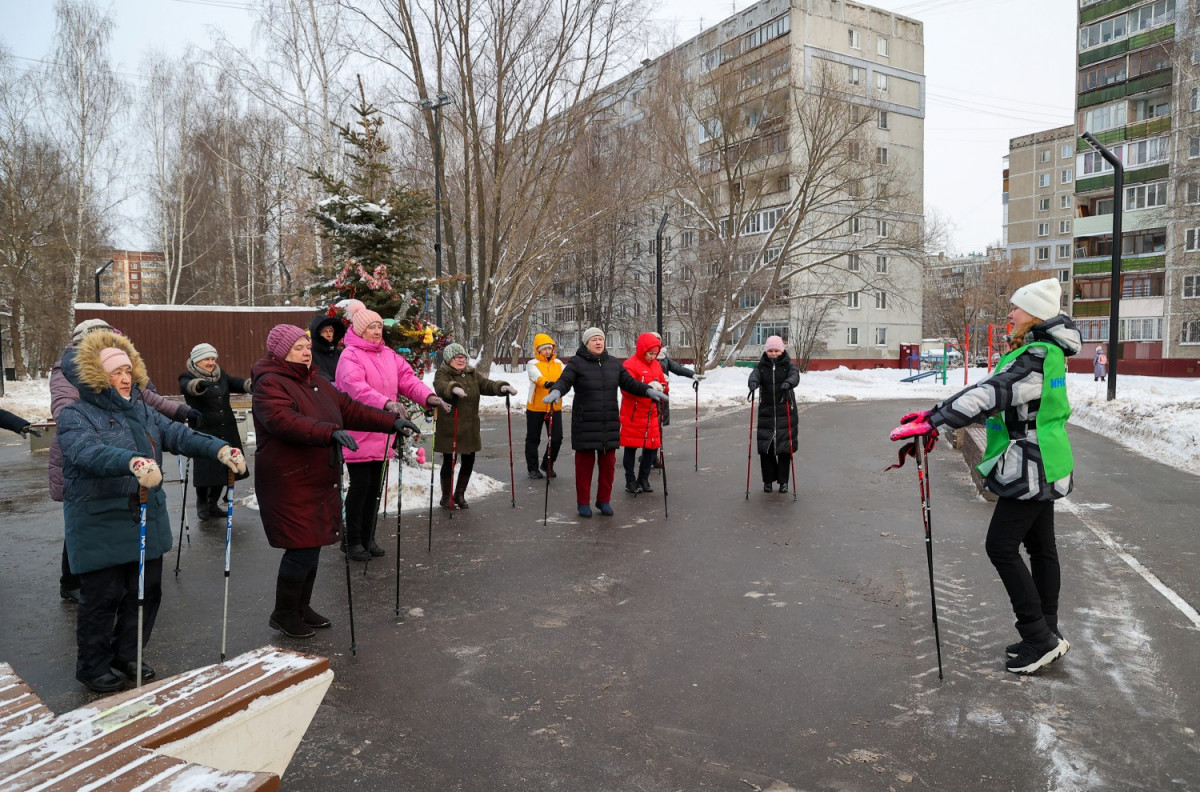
3, 361, 1195, 514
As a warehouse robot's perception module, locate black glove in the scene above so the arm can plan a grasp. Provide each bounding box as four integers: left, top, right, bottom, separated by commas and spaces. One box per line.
779, 381, 792, 392
394, 418, 420, 437
543, 380, 556, 389
20, 424, 42, 438
186, 408, 203, 426
331, 430, 359, 451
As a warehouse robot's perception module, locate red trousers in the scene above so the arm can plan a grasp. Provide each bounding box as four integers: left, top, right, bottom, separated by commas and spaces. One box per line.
574, 449, 616, 505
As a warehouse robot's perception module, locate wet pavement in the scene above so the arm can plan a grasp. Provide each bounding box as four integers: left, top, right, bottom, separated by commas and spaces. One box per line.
1, 398, 1198, 791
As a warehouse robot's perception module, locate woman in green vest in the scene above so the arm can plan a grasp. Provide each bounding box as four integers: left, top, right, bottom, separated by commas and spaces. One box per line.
889, 278, 1081, 676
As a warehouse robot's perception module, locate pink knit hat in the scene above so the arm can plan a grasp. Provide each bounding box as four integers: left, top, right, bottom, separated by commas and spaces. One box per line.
266, 324, 308, 359
352, 308, 384, 337
764, 335, 786, 353
99, 346, 132, 374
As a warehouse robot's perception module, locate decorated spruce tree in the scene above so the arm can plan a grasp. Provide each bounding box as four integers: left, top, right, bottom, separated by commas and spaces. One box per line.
306, 79, 450, 374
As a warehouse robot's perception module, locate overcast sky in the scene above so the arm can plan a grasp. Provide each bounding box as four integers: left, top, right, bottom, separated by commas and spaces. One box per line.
0, 0, 1076, 255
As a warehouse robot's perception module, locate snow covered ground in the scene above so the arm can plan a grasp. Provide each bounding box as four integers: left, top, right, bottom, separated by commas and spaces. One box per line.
3, 360, 1195, 514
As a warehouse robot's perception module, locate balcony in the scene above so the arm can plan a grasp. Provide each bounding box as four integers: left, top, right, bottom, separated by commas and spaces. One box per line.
1073, 252, 1165, 275
1073, 207, 1165, 238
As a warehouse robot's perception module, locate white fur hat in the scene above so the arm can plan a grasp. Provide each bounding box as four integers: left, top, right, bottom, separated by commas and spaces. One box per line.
1011, 278, 1062, 321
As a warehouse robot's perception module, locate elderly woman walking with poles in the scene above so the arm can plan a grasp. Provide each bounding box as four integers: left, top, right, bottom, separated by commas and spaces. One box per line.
180, 342, 251, 521
57, 330, 245, 694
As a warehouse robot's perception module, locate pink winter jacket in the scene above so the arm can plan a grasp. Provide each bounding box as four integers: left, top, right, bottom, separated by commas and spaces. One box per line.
334, 328, 435, 463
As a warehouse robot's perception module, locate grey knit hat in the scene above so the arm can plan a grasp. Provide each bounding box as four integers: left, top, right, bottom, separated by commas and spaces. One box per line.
189, 342, 218, 365
581, 327, 605, 345
71, 318, 113, 344
443, 343, 467, 362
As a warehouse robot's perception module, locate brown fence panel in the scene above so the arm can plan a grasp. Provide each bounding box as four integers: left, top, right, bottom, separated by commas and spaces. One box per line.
73, 305, 321, 393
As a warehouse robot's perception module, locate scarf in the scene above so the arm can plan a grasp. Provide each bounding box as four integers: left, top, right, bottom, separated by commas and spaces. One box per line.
187, 359, 222, 383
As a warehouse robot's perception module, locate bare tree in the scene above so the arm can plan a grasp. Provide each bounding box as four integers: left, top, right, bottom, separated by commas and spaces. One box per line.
924, 251, 1037, 359
45, 0, 125, 326
342, 0, 652, 371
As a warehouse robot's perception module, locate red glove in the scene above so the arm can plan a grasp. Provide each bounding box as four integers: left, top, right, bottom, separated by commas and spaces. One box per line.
900, 410, 931, 425
890, 419, 934, 441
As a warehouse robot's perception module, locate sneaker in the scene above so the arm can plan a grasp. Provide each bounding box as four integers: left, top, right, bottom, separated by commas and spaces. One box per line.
779, 482, 789, 494
542, 459, 557, 478
1006, 632, 1065, 658
76, 670, 127, 694
1006, 637, 1069, 674
595, 502, 614, 516
577, 504, 593, 518
637, 479, 653, 493
528, 468, 544, 479
625, 480, 639, 494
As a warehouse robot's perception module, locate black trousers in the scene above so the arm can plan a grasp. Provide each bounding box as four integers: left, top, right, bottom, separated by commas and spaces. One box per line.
61, 540, 79, 591
759, 453, 792, 485
279, 547, 322, 581
985, 497, 1060, 640
524, 410, 562, 472
76, 558, 163, 678
622, 446, 655, 483
441, 452, 476, 483
345, 460, 386, 546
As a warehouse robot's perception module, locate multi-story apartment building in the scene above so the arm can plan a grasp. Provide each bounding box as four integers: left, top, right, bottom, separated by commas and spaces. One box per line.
535, 0, 925, 367
1004, 126, 1076, 313
1074, 0, 1200, 374
98, 249, 166, 306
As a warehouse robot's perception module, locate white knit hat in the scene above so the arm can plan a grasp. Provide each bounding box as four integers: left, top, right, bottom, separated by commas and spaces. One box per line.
189, 342, 218, 364
1010, 278, 1062, 321
581, 327, 605, 345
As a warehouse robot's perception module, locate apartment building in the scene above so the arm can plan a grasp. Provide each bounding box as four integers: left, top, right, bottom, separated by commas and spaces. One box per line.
536, 0, 925, 366
98, 249, 166, 306
1074, 0, 1200, 373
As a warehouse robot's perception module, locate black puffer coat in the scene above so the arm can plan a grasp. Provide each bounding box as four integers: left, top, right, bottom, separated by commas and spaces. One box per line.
747, 351, 800, 455
309, 313, 346, 382
550, 345, 654, 452
179, 369, 250, 487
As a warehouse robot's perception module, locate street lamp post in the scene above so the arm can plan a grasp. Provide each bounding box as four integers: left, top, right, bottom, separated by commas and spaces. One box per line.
419, 93, 451, 329
0, 306, 10, 398
94, 259, 114, 304
655, 211, 669, 338
1081, 132, 1122, 402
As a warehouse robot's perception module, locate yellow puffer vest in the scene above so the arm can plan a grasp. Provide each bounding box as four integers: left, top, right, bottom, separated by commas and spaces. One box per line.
526, 332, 563, 412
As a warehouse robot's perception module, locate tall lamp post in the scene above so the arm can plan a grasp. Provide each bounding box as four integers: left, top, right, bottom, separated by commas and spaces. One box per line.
0, 306, 10, 397
419, 93, 451, 329
655, 211, 669, 338
94, 258, 114, 304
1081, 132, 1122, 401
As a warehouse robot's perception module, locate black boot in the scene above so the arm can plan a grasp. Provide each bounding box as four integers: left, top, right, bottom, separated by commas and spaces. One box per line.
440, 473, 454, 509
269, 575, 315, 638
208, 492, 223, 520
637, 478, 653, 493
344, 511, 371, 562
363, 520, 385, 557
299, 568, 332, 629
453, 471, 471, 509
195, 488, 212, 521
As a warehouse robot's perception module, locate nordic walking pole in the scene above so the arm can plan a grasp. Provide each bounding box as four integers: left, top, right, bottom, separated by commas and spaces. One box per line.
505, 394, 516, 507
693, 378, 700, 472
136, 486, 148, 688
784, 393, 798, 502
361, 431, 395, 574
427, 411, 436, 552
447, 403, 459, 518
174, 456, 191, 576
219, 469, 235, 662
394, 432, 405, 617
915, 437, 943, 680
658, 406, 669, 519
543, 410, 554, 527
638, 401, 655, 497
337, 446, 357, 656
745, 391, 755, 499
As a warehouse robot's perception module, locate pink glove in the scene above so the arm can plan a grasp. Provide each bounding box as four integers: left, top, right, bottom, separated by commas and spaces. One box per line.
416, 447, 427, 465
900, 410, 931, 425
890, 419, 934, 441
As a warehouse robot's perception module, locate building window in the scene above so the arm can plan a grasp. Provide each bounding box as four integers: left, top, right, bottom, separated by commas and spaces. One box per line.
682, 230, 695, 248
847, 291, 860, 309
753, 321, 789, 345
1125, 181, 1167, 210
877, 37, 889, 57
1038, 223, 1050, 236
876, 146, 888, 165
1061, 194, 1073, 209
1059, 220, 1072, 234
1061, 144, 1073, 159
847, 327, 859, 345
848, 66, 862, 86
739, 290, 762, 309
1188, 182, 1200, 205
875, 327, 888, 346
1038, 197, 1050, 211
1061, 168, 1073, 184
1058, 243, 1072, 258
1040, 150, 1051, 163
1193, 86, 1199, 112
1036, 246, 1050, 261
847, 254, 860, 271
1184, 274, 1200, 298
875, 255, 889, 273
877, 219, 889, 237
849, 29, 861, 49
875, 292, 887, 309
878, 110, 889, 129
848, 217, 860, 234
875, 72, 889, 92
1039, 174, 1051, 188
1182, 320, 1200, 344
1058, 270, 1070, 284
1187, 228, 1200, 251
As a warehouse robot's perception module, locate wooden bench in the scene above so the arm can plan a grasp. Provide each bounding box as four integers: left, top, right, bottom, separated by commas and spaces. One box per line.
0, 646, 332, 791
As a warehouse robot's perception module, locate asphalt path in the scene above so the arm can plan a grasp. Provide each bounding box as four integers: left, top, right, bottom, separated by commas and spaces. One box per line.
0, 395, 1197, 791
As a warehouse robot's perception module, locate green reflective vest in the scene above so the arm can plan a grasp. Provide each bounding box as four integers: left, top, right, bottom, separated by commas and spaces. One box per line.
978, 341, 1073, 482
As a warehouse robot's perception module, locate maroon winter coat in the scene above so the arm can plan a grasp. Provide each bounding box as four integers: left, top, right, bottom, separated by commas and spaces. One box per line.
251, 354, 396, 550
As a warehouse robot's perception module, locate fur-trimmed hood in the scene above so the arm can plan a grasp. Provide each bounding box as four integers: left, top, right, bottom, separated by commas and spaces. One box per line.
65, 330, 149, 397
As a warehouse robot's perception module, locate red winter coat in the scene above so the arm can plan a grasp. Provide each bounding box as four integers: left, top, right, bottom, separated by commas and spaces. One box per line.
619, 333, 666, 449
250, 354, 396, 550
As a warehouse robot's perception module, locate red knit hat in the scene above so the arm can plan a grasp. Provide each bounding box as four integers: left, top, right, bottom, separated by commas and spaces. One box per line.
266, 324, 308, 359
